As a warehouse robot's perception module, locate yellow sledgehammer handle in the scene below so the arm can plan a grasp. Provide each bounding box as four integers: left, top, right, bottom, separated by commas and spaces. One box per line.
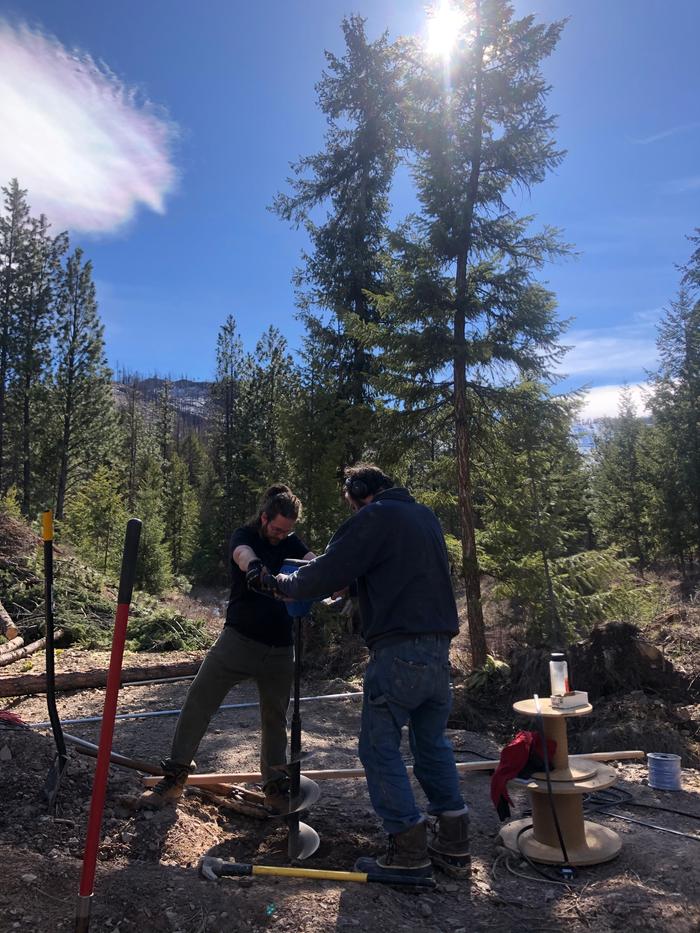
200, 856, 436, 888
252, 866, 366, 882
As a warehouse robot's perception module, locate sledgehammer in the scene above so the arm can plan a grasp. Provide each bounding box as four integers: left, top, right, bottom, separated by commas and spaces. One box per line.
199, 856, 436, 888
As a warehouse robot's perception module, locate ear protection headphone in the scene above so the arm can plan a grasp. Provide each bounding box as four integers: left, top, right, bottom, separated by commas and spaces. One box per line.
344, 476, 370, 499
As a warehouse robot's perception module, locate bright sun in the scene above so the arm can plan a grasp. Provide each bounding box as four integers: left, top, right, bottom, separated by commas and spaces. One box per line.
426, 1, 466, 58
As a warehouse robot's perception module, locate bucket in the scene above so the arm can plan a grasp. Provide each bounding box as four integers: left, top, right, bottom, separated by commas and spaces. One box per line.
280, 559, 314, 618
647, 752, 682, 791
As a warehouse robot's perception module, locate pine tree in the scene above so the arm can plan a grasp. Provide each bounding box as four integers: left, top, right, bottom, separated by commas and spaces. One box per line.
210, 314, 245, 534
647, 287, 700, 562
273, 14, 401, 465
164, 451, 199, 575
247, 327, 294, 484
0, 180, 31, 493
134, 453, 172, 593
10, 217, 67, 514
477, 386, 590, 640
373, 1, 568, 665
63, 464, 128, 576
590, 387, 654, 567
53, 248, 116, 519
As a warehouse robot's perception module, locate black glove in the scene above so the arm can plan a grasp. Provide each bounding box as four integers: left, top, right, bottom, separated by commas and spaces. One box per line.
245, 559, 265, 591
246, 560, 281, 598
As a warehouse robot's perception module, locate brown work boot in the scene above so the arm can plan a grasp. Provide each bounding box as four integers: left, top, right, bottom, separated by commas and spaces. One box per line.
139, 760, 191, 809
428, 811, 470, 878
354, 821, 433, 879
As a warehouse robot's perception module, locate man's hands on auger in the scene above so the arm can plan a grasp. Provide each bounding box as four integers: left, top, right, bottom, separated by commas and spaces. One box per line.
246, 559, 286, 599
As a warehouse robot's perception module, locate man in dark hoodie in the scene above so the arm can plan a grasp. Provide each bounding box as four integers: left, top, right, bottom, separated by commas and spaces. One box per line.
274, 464, 469, 880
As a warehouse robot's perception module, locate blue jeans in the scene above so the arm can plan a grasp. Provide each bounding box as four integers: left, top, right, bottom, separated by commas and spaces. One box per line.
358, 634, 465, 835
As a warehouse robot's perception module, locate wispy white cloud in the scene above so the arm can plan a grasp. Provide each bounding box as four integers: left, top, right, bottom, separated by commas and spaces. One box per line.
579, 383, 650, 421
631, 122, 700, 145
0, 19, 177, 233
559, 325, 658, 378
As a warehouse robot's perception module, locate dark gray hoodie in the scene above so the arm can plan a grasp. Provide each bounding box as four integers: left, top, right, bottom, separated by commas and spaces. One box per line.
276, 487, 459, 648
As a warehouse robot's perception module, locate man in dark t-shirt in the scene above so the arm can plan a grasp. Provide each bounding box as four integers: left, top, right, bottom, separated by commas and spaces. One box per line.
141, 484, 314, 812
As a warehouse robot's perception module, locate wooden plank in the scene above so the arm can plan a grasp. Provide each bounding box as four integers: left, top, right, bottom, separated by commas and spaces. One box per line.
142, 750, 645, 787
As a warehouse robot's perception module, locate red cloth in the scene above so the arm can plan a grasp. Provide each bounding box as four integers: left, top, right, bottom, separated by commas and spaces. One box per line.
490, 730, 556, 820
0, 710, 26, 726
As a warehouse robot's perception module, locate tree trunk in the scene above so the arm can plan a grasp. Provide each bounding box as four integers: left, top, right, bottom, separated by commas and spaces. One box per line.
0, 599, 19, 639
0, 634, 51, 667
0, 659, 201, 696
451, 0, 487, 669
0, 635, 24, 653
453, 331, 487, 668
22, 369, 31, 515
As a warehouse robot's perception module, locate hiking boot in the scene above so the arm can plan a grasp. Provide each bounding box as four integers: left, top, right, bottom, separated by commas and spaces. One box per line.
354, 821, 433, 879
139, 760, 192, 809
428, 811, 470, 878
263, 778, 291, 815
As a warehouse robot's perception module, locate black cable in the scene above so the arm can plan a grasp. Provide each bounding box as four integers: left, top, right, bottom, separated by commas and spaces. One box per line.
534, 709, 572, 871
584, 787, 700, 821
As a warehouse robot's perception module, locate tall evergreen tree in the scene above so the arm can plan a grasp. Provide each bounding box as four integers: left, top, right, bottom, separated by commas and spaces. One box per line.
373, 1, 567, 665
273, 14, 401, 465
53, 248, 116, 519
0, 180, 31, 493
63, 464, 128, 576
477, 384, 590, 644
134, 452, 172, 593
647, 287, 700, 562
10, 217, 67, 514
590, 387, 654, 567
210, 314, 246, 535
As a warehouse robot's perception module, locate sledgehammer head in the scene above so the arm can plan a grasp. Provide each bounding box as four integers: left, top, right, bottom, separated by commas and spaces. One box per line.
199, 856, 224, 881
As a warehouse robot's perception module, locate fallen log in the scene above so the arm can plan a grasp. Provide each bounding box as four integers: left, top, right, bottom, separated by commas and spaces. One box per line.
0, 599, 19, 640
0, 636, 24, 654
0, 634, 51, 668
0, 659, 201, 697
142, 750, 646, 787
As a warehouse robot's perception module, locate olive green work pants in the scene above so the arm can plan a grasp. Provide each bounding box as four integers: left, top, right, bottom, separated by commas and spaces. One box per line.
168, 626, 294, 787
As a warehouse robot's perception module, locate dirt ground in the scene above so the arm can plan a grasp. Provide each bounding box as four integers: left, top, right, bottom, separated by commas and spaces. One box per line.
2, 623, 700, 933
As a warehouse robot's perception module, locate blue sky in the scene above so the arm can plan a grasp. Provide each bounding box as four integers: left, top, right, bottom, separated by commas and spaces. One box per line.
0, 0, 698, 418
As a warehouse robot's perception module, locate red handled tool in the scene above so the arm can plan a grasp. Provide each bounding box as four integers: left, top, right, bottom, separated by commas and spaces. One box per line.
74, 519, 141, 933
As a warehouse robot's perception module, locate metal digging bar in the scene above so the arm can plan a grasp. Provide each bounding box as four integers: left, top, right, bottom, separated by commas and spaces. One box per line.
280, 559, 320, 861
75, 518, 141, 933
42, 509, 68, 812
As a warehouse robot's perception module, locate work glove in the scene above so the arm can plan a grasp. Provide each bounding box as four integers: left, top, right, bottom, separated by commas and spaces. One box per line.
245, 559, 266, 591
246, 560, 282, 598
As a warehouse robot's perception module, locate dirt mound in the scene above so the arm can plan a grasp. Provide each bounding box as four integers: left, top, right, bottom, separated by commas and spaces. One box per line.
571, 691, 700, 767
508, 621, 692, 704
0, 510, 37, 559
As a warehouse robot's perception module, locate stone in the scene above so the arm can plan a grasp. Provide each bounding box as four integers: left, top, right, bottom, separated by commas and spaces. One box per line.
0, 744, 12, 761
20, 874, 37, 884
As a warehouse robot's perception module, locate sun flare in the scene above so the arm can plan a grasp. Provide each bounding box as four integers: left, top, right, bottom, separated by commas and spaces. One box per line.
426, 1, 465, 58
